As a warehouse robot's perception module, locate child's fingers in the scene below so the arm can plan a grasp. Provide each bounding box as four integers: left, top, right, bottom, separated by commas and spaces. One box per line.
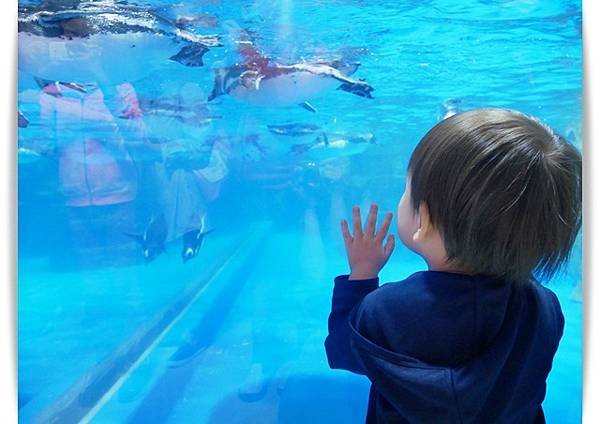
340, 219, 352, 246
376, 212, 393, 242
365, 204, 378, 236
383, 234, 395, 259
352, 206, 363, 238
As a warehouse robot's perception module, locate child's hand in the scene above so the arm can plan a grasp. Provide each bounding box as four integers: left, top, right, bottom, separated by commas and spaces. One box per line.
341, 204, 395, 280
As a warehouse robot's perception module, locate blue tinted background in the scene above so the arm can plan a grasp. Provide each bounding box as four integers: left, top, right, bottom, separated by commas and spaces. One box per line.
18, 0, 582, 422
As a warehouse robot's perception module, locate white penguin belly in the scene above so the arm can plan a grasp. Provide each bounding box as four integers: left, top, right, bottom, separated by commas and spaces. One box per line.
18, 32, 181, 84
228, 71, 340, 106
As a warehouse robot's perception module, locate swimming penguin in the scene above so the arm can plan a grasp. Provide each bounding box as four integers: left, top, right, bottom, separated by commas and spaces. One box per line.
33, 76, 88, 98
131, 97, 221, 126
126, 213, 168, 263
267, 123, 321, 136
119, 96, 221, 140
291, 132, 376, 162
182, 216, 214, 263
207, 40, 374, 109
18, 0, 222, 84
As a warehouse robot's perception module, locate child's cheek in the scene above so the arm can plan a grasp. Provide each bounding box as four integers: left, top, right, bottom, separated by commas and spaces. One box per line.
396, 200, 415, 248
396, 214, 413, 248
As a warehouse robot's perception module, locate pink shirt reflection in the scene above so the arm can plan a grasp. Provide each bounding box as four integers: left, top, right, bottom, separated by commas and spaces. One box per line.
39, 82, 138, 207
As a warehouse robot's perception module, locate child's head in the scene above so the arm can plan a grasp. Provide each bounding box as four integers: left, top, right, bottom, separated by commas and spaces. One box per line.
397, 108, 582, 283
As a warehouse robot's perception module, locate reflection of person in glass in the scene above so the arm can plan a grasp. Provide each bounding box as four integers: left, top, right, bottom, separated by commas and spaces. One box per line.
38, 79, 139, 268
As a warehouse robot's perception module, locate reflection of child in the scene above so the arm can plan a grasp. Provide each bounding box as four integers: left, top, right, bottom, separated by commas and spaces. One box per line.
326, 109, 581, 422
39, 82, 138, 208
39, 81, 139, 268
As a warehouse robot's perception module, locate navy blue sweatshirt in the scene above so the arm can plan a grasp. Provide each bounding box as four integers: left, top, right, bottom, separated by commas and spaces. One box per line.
325, 271, 564, 423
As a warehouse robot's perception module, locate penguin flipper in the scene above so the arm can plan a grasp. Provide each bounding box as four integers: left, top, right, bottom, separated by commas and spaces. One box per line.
299, 102, 317, 113
170, 44, 209, 67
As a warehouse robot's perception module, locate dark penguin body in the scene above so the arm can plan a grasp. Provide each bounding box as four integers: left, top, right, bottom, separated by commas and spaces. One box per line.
337, 81, 374, 98
182, 228, 214, 263
126, 213, 168, 263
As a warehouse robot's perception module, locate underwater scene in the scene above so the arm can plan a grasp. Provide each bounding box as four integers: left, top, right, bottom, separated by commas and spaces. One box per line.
17, 0, 582, 422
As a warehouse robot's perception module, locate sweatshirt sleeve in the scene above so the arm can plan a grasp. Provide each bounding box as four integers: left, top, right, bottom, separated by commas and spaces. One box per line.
325, 274, 379, 374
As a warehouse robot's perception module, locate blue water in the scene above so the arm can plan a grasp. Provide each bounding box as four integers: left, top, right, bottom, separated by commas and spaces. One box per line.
18, 0, 582, 422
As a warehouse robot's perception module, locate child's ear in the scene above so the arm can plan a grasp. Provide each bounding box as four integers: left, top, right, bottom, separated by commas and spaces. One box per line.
412, 202, 432, 242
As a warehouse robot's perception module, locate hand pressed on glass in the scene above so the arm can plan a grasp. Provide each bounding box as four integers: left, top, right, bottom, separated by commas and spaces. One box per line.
341, 204, 395, 280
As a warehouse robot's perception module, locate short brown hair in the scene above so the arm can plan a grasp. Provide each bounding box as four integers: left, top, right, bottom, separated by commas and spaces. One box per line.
408, 108, 582, 283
